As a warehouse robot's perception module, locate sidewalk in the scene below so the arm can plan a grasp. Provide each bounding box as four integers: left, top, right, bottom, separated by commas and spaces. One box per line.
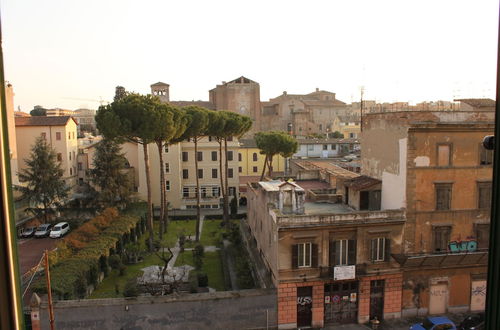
321, 324, 371, 330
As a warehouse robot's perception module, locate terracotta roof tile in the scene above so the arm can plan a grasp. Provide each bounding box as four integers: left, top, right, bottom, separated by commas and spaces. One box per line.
344, 175, 381, 190
15, 116, 77, 127
455, 98, 495, 108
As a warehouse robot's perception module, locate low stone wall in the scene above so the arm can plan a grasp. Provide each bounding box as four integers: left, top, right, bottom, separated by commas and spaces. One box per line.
37, 289, 277, 330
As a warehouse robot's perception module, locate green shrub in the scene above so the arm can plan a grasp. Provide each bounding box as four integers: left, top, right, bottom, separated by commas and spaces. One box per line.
118, 264, 126, 276
193, 244, 205, 270
123, 279, 139, 297
197, 272, 208, 287
230, 197, 238, 215
99, 255, 108, 276
108, 254, 122, 270
31, 206, 145, 300
75, 276, 87, 299
188, 271, 198, 293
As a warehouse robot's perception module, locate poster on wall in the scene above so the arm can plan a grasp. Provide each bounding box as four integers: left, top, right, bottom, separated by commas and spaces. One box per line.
325, 296, 331, 304
333, 265, 356, 280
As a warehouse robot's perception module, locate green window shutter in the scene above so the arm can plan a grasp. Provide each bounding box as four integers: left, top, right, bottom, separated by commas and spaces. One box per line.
370, 238, 377, 261
292, 244, 298, 269
311, 244, 318, 268
384, 238, 391, 262
348, 240, 356, 265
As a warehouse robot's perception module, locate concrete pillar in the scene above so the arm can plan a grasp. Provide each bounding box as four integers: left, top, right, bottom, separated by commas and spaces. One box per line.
30, 292, 41, 330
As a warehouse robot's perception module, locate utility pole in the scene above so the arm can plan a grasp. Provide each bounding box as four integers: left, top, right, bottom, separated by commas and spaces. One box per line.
44, 250, 55, 330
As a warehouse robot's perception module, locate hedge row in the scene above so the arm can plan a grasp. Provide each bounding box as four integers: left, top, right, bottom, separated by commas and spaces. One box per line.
32, 205, 146, 300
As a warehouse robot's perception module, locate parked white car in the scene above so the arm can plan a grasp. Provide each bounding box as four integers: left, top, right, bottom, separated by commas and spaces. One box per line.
49, 222, 70, 238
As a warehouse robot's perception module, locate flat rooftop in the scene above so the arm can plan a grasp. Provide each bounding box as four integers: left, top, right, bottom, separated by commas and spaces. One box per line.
303, 202, 353, 215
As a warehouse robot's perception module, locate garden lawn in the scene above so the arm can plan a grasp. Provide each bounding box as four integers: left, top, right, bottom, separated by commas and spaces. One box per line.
89, 253, 163, 299
175, 250, 225, 291
200, 219, 224, 246
90, 218, 226, 298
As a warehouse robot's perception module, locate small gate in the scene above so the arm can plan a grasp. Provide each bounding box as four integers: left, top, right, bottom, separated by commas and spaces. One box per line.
324, 281, 358, 325
370, 280, 385, 321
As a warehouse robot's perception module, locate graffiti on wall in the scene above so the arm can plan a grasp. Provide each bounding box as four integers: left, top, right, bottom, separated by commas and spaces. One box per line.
448, 239, 477, 253
472, 284, 486, 297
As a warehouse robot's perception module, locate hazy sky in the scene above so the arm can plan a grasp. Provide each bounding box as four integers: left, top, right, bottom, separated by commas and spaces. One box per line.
1, 0, 498, 111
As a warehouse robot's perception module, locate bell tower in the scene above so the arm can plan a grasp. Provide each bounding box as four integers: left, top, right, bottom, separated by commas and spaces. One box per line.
150, 82, 170, 103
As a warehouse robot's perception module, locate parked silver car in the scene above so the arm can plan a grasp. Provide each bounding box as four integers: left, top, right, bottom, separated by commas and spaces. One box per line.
34, 224, 52, 238
50, 222, 70, 238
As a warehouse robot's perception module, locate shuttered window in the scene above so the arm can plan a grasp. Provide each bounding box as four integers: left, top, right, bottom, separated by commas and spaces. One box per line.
478, 182, 492, 209
433, 226, 451, 253
329, 239, 356, 266
292, 243, 318, 268
435, 183, 452, 210
479, 144, 493, 165
476, 224, 490, 250
370, 238, 391, 262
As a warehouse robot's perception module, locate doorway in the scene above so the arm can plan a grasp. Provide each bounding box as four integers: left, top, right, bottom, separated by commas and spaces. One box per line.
429, 283, 448, 315
297, 286, 312, 328
324, 281, 358, 325
370, 280, 385, 321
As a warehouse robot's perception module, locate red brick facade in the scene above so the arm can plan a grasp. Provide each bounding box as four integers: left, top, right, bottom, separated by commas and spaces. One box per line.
358, 273, 403, 323
278, 281, 325, 328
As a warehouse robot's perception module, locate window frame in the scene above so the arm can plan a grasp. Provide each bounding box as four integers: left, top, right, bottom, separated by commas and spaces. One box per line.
479, 143, 494, 165
432, 225, 451, 253
182, 169, 189, 179
435, 182, 452, 210
436, 143, 452, 167
297, 242, 312, 268
478, 181, 492, 209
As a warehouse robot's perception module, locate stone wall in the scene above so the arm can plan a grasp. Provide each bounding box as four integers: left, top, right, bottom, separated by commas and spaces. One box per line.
37, 289, 276, 330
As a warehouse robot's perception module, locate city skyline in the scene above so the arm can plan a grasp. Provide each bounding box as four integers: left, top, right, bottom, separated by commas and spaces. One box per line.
1, 0, 498, 111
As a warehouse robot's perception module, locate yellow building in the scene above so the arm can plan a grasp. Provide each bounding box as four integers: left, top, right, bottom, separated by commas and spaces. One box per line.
80, 136, 240, 210
238, 139, 286, 177
15, 116, 79, 188
331, 115, 361, 138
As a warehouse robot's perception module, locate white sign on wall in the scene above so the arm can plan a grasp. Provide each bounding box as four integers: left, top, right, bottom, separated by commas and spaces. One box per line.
333, 265, 356, 280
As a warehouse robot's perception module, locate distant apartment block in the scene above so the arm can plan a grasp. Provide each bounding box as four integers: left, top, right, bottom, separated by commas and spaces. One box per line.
15, 116, 79, 188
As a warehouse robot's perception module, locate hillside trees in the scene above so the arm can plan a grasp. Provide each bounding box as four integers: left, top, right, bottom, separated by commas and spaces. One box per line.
17, 137, 69, 223
255, 131, 298, 180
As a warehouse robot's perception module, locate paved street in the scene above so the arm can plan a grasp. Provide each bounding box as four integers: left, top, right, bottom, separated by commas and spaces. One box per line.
17, 237, 57, 275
